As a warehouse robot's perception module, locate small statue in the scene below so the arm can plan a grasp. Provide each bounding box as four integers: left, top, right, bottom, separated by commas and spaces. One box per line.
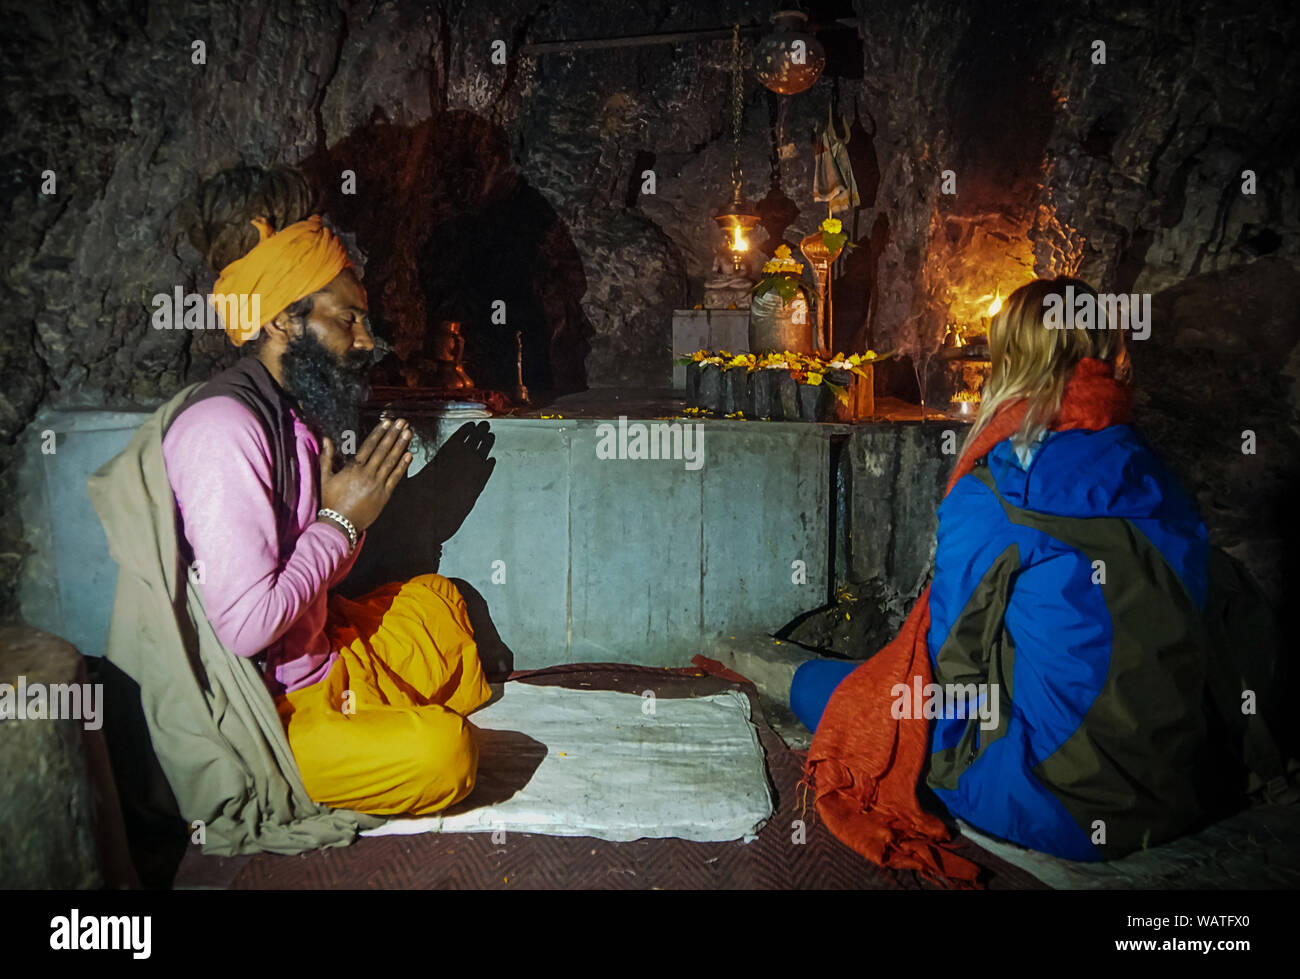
704, 247, 756, 310
431, 319, 473, 389
406, 318, 473, 390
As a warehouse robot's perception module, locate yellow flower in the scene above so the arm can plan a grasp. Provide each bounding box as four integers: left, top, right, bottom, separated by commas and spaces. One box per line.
773, 244, 793, 260
821, 218, 842, 235
806, 371, 823, 386
691, 350, 706, 362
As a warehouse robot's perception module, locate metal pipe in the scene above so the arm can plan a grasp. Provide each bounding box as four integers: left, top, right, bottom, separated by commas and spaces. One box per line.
520, 26, 762, 55
519, 19, 856, 56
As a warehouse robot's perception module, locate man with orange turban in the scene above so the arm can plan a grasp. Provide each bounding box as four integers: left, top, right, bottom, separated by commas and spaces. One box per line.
160, 214, 492, 817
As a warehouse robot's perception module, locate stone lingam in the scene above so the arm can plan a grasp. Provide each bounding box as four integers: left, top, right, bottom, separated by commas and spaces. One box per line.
748, 244, 813, 356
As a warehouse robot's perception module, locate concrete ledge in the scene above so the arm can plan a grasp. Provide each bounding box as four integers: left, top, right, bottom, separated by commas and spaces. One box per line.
17, 408, 948, 673
16, 408, 145, 659
704, 633, 826, 703
703, 634, 840, 751
343, 416, 836, 668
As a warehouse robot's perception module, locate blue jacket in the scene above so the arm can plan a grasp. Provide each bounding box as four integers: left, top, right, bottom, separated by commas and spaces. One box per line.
926, 424, 1215, 860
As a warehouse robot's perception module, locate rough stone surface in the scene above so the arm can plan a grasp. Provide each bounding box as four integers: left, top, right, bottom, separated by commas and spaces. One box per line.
0, 626, 104, 888
1131, 258, 1300, 610
851, 0, 1300, 370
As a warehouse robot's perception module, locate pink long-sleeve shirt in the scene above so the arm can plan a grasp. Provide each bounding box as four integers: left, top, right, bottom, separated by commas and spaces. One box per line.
162, 395, 364, 696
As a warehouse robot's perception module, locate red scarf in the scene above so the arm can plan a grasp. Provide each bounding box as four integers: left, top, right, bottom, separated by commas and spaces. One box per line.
800, 358, 1134, 886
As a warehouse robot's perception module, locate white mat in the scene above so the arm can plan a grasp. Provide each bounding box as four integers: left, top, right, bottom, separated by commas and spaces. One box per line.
362, 681, 774, 842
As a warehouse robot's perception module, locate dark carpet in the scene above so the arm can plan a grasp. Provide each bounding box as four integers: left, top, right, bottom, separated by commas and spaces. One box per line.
173, 662, 1045, 890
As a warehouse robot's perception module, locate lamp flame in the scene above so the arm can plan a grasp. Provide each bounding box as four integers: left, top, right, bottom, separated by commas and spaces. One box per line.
731, 224, 748, 253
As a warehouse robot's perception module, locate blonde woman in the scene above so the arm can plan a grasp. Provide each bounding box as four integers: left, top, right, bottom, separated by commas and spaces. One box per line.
796, 277, 1249, 867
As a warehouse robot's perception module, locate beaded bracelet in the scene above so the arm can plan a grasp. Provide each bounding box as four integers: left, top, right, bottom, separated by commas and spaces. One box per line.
317, 508, 358, 550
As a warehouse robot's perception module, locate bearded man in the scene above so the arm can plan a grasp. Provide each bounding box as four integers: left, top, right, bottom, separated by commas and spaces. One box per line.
154, 215, 491, 818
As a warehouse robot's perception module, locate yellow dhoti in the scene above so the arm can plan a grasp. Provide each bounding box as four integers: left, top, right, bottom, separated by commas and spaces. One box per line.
275, 573, 493, 816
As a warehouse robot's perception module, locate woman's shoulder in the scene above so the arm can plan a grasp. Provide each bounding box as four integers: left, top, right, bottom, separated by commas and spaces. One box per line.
940, 461, 1013, 524
989, 424, 1198, 522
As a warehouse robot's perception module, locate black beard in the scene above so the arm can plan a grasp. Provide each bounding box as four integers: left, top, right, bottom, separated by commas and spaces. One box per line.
280, 330, 371, 451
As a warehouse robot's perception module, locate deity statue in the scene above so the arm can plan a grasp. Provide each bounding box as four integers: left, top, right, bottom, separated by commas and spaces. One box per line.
704, 246, 756, 310
418, 318, 474, 390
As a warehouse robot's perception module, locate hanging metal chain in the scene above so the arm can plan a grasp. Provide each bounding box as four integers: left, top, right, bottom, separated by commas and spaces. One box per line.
730, 23, 743, 191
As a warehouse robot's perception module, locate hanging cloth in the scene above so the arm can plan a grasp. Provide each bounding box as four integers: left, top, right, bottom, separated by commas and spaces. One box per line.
813, 105, 859, 213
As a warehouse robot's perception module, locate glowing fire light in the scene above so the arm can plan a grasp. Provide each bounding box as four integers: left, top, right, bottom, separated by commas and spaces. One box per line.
731, 224, 749, 252
987, 292, 1003, 317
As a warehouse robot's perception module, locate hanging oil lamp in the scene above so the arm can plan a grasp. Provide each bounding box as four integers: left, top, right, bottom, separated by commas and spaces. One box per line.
712, 24, 760, 272
714, 186, 760, 273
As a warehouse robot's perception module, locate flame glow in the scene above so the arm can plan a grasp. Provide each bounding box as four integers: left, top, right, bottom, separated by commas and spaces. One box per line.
987, 292, 1003, 317
731, 224, 748, 252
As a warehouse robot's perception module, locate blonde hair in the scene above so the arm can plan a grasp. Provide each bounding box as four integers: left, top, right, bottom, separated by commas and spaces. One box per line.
959, 276, 1129, 459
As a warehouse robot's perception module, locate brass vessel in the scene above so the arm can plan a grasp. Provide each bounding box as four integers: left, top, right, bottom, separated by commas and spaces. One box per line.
800, 230, 845, 355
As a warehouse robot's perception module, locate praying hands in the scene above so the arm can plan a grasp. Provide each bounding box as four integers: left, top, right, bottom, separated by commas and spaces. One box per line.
318, 417, 413, 535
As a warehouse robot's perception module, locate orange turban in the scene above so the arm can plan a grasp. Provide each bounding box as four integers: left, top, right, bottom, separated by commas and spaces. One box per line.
209, 214, 352, 346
